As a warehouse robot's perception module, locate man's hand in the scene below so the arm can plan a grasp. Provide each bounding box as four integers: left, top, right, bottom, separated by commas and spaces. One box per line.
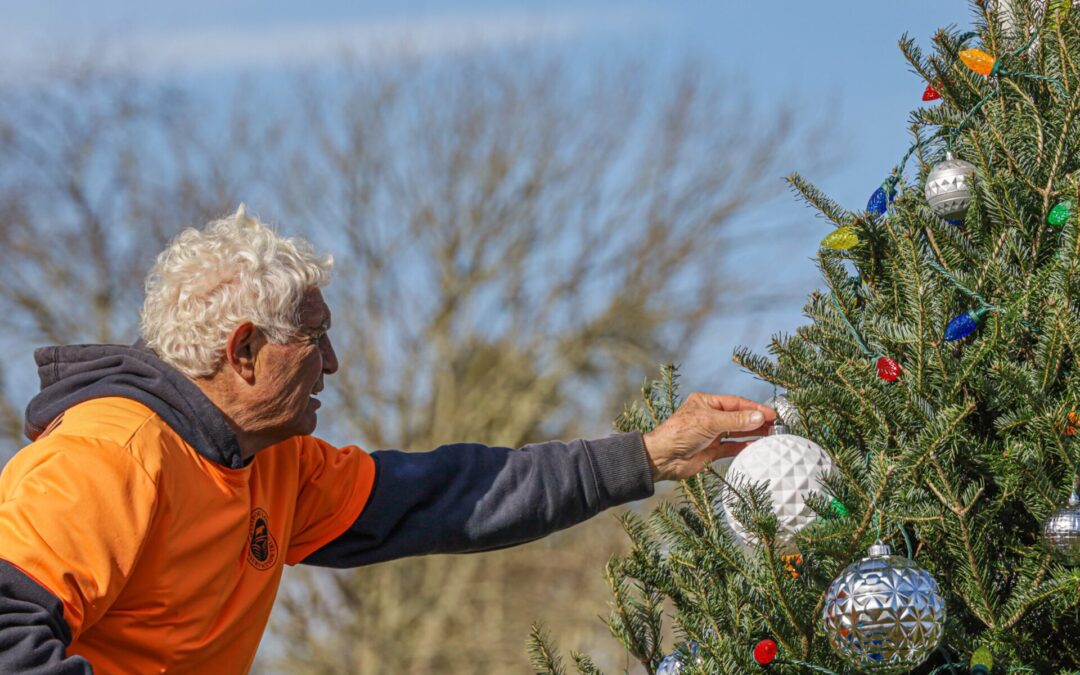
642, 392, 776, 482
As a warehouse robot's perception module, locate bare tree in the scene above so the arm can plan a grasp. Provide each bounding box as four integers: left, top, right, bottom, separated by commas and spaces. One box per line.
0, 53, 828, 673
259, 57, 826, 673
271, 58, 816, 451
0, 66, 284, 454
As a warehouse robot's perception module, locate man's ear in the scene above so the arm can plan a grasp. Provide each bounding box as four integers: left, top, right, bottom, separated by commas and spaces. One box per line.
225, 322, 260, 383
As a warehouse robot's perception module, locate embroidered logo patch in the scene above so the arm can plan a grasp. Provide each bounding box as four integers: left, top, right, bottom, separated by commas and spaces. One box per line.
247, 508, 278, 570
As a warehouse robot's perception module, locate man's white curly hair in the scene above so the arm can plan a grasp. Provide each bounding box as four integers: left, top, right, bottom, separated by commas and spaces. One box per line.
140, 204, 334, 378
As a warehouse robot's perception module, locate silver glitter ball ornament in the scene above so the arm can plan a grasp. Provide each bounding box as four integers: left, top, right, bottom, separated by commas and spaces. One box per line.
656, 641, 701, 674
924, 152, 975, 221
656, 653, 683, 675
822, 541, 946, 673
1043, 489, 1080, 565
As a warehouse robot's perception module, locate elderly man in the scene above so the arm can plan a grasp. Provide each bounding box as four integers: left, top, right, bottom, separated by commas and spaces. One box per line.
0, 206, 774, 673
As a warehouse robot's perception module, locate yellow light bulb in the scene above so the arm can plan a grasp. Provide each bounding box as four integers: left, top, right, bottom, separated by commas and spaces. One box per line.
959, 49, 997, 76
821, 226, 859, 250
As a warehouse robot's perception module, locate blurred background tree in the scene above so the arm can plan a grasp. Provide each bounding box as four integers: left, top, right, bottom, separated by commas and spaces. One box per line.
0, 52, 827, 672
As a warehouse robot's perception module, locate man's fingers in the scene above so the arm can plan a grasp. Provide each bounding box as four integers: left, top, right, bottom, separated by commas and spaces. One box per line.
696, 393, 776, 419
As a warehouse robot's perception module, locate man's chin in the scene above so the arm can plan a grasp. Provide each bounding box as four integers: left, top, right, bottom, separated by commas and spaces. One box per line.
300, 411, 319, 435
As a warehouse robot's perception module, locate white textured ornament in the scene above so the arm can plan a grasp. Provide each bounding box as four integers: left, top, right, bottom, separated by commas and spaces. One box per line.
722, 432, 834, 549
924, 152, 975, 221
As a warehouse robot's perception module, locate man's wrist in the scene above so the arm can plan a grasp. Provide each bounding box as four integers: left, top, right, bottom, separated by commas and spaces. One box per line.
586, 432, 655, 503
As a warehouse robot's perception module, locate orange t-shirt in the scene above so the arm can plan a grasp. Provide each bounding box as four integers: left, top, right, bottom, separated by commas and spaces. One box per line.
0, 396, 375, 673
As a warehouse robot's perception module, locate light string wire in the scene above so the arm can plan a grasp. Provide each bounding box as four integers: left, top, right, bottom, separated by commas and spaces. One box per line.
881, 27, 1060, 192
926, 259, 1000, 312
926, 257, 1044, 333
828, 292, 882, 361
947, 28, 1066, 149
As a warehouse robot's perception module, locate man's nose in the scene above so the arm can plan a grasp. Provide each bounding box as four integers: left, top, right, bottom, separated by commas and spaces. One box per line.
321, 336, 339, 374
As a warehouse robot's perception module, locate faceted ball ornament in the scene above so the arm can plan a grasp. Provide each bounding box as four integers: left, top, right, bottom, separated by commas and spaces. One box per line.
1042, 491, 1080, 565
722, 433, 834, 549
656, 653, 683, 675
924, 153, 975, 221
822, 542, 946, 673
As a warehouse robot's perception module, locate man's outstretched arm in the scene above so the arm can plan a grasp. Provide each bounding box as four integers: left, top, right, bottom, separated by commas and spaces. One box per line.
301, 392, 774, 568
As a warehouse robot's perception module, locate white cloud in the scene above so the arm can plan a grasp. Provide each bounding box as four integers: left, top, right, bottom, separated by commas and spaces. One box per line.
2, 8, 659, 81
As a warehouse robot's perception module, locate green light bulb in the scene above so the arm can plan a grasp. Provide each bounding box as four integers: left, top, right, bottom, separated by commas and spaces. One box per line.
970, 646, 992, 674
828, 498, 848, 518
1048, 200, 1073, 226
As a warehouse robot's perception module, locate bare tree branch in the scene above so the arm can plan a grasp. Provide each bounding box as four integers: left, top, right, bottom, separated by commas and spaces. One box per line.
0, 52, 833, 671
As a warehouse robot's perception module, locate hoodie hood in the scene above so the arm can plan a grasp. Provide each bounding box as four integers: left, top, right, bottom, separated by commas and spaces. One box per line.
25, 344, 245, 469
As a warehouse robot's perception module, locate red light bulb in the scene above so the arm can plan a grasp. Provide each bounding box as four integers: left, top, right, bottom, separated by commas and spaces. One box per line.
753, 638, 778, 665
876, 356, 901, 382
922, 84, 941, 101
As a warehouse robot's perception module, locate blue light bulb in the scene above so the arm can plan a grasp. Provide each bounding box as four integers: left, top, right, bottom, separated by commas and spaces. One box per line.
867, 187, 888, 215
866, 184, 897, 215
944, 310, 980, 341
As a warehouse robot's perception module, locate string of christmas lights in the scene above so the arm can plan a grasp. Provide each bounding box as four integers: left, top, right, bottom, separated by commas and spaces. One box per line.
660, 13, 1080, 674
829, 293, 903, 381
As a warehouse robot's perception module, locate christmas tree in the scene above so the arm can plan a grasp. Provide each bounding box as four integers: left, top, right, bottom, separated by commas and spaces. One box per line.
530, 2, 1080, 672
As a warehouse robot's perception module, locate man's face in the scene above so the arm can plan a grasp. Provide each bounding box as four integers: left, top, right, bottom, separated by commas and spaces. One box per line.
251, 287, 338, 440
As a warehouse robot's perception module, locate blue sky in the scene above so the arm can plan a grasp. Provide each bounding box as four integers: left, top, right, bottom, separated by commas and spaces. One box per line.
4, 1, 977, 399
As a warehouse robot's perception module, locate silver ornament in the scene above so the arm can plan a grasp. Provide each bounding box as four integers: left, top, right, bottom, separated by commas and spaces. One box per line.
822, 541, 946, 673
656, 653, 683, 675
1043, 489, 1080, 565
924, 152, 975, 221
721, 430, 834, 551
767, 393, 801, 430
997, 1, 1080, 53
656, 641, 701, 674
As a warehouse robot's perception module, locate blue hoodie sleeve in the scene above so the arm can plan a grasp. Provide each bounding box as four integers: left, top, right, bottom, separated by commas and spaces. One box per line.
0, 561, 93, 674
300, 432, 653, 568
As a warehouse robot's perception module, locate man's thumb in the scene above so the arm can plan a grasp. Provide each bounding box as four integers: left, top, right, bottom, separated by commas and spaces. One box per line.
717, 410, 764, 432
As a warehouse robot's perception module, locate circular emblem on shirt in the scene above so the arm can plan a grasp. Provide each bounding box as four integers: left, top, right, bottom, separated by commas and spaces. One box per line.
247, 507, 279, 570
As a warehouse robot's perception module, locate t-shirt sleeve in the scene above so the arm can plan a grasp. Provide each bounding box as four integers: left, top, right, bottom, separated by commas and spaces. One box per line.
0, 437, 159, 640
285, 437, 376, 565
